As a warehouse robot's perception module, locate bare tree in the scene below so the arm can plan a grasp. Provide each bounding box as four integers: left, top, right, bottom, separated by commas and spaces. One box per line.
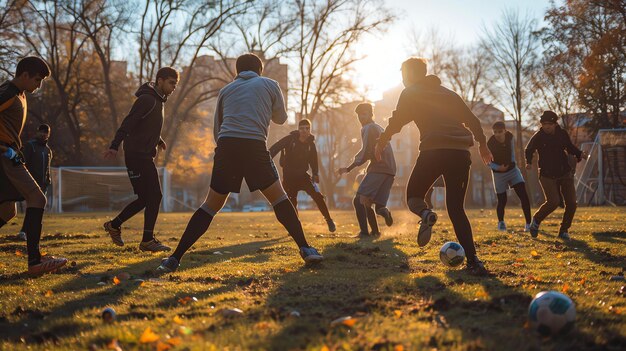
17, 0, 92, 163
137, 0, 249, 167
65, 0, 133, 134
482, 9, 539, 173
0, 0, 24, 77
292, 0, 395, 122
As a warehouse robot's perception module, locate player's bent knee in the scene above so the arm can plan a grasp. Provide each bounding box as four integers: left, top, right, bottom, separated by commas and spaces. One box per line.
26, 188, 47, 209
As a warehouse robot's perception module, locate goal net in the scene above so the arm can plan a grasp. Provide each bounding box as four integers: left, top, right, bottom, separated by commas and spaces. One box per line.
575, 128, 626, 206
48, 167, 172, 213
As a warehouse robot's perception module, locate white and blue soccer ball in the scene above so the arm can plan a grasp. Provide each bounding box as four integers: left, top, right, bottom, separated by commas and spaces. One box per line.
528, 291, 576, 336
439, 242, 465, 267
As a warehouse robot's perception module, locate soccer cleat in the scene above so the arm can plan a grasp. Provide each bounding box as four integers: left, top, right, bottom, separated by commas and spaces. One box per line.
139, 238, 171, 252
497, 221, 507, 232
524, 223, 531, 232
326, 218, 336, 232
529, 219, 539, 238
28, 256, 68, 276
156, 256, 179, 273
104, 221, 124, 246
417, 209, 438, 247
465, 256, 489, 276
376, 207, 394, 227
558, 232, 571, 240
300, 246, 323, 263
17, 231, 27, 241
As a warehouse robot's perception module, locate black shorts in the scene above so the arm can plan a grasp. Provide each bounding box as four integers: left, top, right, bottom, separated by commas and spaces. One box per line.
210, 137, 279, 194
125, 156, 161, 197
283, 173, 319, 196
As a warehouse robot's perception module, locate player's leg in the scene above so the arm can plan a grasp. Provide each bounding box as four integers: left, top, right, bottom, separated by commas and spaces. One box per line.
137, 160, 169, 251
302, 176, 335, 232
1, 157, 66, 274
496, 192, 507, 231
441, 150, 486, 275
352, 195, 369, 236
361, 195, 380, 235
0, 201, 17, 228
406, 151, 444, 247
283, 178, 299, 214
530, 176, 560, 237
511, 181, 532, 230
104, 157, 147, 246
557, 176, 577, 240
168, 188, 228, 262
373, 174, 394, 227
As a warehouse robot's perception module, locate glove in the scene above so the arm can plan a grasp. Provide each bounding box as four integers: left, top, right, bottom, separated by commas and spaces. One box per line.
2, 147, 17, 160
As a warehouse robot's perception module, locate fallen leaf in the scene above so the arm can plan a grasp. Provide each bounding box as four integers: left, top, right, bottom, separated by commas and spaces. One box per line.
321, 346, 330, 351
177, 326, 193, 336
579, 278, 586, 286
394, 310, 402, 318
15, 249, 24, 257
530, 250, 540, 258
562, 283, 570, 293
515, 258, 524, 262
113, 276, 121, 285
139, 327, 160, 343
475, 289, 489, 299
166, 337, 182, 346
173, 316, 184, 325
156, 341, 171, 351
44, 290, 53, 297
255, 321, 271, 330
331, 316, 356, 327
394, 345, 404, 351
556, 253, 562, 258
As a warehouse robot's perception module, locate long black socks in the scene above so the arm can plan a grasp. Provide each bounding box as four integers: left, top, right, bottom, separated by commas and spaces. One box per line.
171, 208, 214, 262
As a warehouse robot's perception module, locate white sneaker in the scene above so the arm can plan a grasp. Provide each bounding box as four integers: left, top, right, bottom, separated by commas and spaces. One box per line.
17, 231, 27, 241
497, 221, 507, 232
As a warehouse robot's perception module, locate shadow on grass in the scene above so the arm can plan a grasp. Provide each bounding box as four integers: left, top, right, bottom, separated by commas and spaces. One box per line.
261, 237, 411, 350
564, 237, 626, 269
0, 239, 279, 345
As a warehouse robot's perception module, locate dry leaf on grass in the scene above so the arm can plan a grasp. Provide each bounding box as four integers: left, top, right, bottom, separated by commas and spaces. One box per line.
139, 327, 160, 343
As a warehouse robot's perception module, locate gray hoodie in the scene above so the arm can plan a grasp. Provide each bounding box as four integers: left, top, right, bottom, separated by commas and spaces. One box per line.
214, 71, 288, 142
348, 122, 396, 176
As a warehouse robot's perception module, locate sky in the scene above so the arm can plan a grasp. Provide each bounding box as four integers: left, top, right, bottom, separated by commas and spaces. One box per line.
353, 0, 554, 101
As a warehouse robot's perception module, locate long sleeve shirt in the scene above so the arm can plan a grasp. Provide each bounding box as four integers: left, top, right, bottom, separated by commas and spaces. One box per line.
525, 125, 582, 178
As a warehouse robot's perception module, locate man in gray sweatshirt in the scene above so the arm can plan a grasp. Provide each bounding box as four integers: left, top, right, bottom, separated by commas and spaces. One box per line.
339, 103, 396, 236
158, 53, 323, 273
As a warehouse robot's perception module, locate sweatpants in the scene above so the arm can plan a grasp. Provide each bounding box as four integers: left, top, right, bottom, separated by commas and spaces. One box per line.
534, 175, 577, 233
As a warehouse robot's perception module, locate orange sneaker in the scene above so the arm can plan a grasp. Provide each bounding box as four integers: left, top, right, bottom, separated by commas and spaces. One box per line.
28, 256, 68, 276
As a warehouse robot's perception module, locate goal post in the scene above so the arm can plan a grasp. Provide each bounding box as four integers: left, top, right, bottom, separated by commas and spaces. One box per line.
49, 167, 172, 213
575, 128, 626, 206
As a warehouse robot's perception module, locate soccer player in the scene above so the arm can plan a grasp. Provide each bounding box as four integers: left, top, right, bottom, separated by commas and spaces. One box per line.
338, 103, 396, 237
487, 121, 532, 232
269, 119, 336, 232
17, 124, 53, 240
102, 67, 179, 252
525, 111, 586, 240
157, 53, 323, 273
375, 57, 493, 275
0, 56, 68, 275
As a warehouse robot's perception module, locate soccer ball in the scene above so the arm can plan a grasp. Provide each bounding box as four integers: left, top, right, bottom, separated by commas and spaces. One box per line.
528, 291, 576, 336
439, 242, 465, 267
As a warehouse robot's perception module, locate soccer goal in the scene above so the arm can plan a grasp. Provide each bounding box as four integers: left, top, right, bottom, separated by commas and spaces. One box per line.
575, 128, 626, 206
48, 167, 172, 213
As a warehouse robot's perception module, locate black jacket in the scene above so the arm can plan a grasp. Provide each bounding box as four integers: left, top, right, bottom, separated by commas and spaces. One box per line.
525, 125, 582, 178
487, 131, 516, 173
379, 75, 486, 151
109, 83, 166, 159
269, 131, 319, 178
22, 138, 52, 190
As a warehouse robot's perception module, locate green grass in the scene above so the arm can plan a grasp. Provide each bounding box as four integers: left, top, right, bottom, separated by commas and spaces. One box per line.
0, 207, 625, 350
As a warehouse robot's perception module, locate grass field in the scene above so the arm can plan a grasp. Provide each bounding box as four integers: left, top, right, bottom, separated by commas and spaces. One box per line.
0, 207, 625, 350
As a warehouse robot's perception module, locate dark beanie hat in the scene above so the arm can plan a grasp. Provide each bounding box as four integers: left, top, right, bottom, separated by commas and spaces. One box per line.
540, 111, 559, 123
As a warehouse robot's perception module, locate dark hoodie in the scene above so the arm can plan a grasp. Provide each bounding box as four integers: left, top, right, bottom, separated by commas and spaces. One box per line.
109, 83, 166, 159
22, 138, 52, 190
379, 75, 486, 151
525, 125, 582, 179
269, 130, 318, 179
